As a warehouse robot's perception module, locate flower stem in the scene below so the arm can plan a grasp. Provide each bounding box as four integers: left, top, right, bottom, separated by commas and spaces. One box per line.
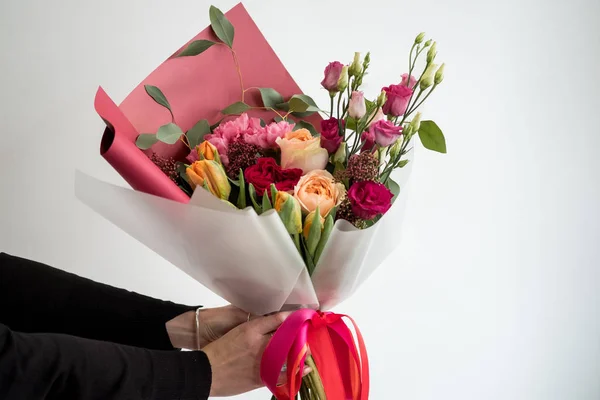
230, 49, 245, 102
305, 355, 326, 400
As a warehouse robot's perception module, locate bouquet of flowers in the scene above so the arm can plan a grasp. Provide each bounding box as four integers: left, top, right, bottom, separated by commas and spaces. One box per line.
76, 3, 446, 399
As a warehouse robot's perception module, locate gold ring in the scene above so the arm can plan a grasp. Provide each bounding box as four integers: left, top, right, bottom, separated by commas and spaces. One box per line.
247, 313, 251, 322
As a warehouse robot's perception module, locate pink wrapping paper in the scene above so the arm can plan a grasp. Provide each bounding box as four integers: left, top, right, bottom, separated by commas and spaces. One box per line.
96, 3, 322, 202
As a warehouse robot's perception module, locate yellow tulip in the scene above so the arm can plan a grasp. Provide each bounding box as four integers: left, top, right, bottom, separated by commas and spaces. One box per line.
186, 160, 231, 200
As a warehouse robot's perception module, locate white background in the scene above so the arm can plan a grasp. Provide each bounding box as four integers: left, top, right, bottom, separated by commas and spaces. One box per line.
1, 0, 600, 399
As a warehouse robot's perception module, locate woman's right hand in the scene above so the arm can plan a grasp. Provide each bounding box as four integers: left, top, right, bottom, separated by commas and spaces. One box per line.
202, 312, 290, 397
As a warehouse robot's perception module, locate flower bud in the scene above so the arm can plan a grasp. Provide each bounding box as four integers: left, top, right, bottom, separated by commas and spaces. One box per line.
420, 63, 438, 91
333, 141, 347, 164
434, 63, 445, 85
321, 61, 344, 95
423, 39, 432, 47
389, 138, 402, 160
197, 140, 220, 162
303, 210, 325, 240
363, 52, 371, 69
427, 42, 437, 63
415, 32, 426, 44
376, 91, 387, 108
348, 91, 367, 119
409, 112, 422, 133
349, 52, 363, 77
274, 191, 302, 234
403, 124, 414, 139
337, 66, 349, 92
186, 160, 231, 199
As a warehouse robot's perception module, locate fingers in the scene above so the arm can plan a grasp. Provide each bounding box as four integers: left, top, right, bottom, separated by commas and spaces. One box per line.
277, 366, 312, 385
251, 312, 292, 335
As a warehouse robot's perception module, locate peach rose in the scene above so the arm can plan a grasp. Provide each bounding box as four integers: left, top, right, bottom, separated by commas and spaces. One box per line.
276, 129, 329, 174
294, 170, 346, 217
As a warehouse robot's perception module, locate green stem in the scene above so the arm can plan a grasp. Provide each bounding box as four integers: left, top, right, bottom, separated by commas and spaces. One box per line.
329, 95, 334, 118
305, 356, 326, 400
406, 85, 436, 118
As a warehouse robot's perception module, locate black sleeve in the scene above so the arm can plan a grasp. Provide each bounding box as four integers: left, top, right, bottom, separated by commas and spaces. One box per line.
0, 252, 197, 350
0, 323, 211, 400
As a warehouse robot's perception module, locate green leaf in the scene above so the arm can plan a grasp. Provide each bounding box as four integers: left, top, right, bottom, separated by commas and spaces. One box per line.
222, 101, 251, 115
273, 116, 285, 123
386, 177, 400, 203
301, 236, 316, 275
209, 5, 235, 48
288, 94, 320, 114
262, 192, 272, 212
270, 184, 278, 206
259, 118, 267, 127
186, 119, 211, 148
228, 176, 240, 187
346, 117, 358, 131
418, 120, 447, 153
293, 120, 319, 136
248, 183, 261, 214
314, 214, 334, 264
259, 88, 284, 109
145, 85, 173, 119
306, 207, 323, 257
177, 40, 216, 57
177, 162, 191, 184
237, 169, 246, 209
156, 123, 184, 144
135, 133, 158, 150
210, 119, 223, 131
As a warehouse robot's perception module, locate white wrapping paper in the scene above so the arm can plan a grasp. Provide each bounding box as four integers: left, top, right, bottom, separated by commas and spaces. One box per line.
74, 150, 413, 315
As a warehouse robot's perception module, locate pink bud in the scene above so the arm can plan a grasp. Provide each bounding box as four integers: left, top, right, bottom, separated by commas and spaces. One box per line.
401, 73, 417, 89
321, 61, 344, 93
348, 91, 367, 119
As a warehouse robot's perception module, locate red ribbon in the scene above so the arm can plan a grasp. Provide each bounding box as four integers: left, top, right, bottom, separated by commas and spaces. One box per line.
260, 309, 369, 399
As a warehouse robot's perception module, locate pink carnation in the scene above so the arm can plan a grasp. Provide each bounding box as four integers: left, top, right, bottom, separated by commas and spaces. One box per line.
246, 120, 294, 149
205, 114, 263, 166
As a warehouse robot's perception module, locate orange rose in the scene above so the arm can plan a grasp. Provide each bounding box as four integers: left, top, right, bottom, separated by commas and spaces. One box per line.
276, 129, 329, 174
294, 170, 346, 217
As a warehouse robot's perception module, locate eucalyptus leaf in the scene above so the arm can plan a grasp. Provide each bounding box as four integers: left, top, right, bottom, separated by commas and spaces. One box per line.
259, 88, 284, 109
293, 120, 318, 136
314, 214, 334, 264
209, 5, 234, 48
237, 169, 246, 209
145, 85, 173, 119
157, 123, 184, 144
187, 119, 211, 148
248, 183, 261, 213
418, 120, 447, 153
288, 95, 320, 114
135, 133, 158, 150
273, 116, 285, 123
222, 101, 251, 115
177, 40, 215, 57
262, 192, 272, 212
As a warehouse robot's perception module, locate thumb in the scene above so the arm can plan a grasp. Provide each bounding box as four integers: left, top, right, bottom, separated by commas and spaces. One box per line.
251, 312, 292, 335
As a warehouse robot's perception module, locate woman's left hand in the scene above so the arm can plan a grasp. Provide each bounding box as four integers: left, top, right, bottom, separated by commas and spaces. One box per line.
166, 305, 250, 350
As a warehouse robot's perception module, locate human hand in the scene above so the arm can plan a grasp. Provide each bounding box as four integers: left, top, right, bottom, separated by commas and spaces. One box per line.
166, 305, 248, 350
203, 312, 309, 397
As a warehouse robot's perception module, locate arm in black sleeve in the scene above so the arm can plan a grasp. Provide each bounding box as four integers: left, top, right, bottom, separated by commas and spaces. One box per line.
0, 252, 197, 350
0, 323, 211, 400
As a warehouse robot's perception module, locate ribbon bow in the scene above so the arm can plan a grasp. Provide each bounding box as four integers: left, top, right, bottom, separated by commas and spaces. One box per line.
261, 309, 369, 399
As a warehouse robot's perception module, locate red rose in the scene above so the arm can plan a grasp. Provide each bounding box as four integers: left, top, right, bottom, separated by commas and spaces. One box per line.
320, 117, 344, 154
347, 181, 393, 220
244, 158, 303, 196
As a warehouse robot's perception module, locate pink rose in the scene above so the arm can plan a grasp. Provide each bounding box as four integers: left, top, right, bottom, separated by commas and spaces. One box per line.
367, 107, 386, 127
348, 91, 367, 119
382, 84, 413, 117
245, 120, 294, 149
348, 181, 393, 220
205, 113, 264, 166
320, 118, 343, 154
369, 120, 403, 147
276, 129, 329, 174
400, 73, 417, 89
321, 61, 344, 92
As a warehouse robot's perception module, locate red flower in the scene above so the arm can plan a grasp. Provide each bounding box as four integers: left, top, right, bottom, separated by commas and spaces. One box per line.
244, 158, 303, 196
320, 117, 344, 154
347, 181, 393, 220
